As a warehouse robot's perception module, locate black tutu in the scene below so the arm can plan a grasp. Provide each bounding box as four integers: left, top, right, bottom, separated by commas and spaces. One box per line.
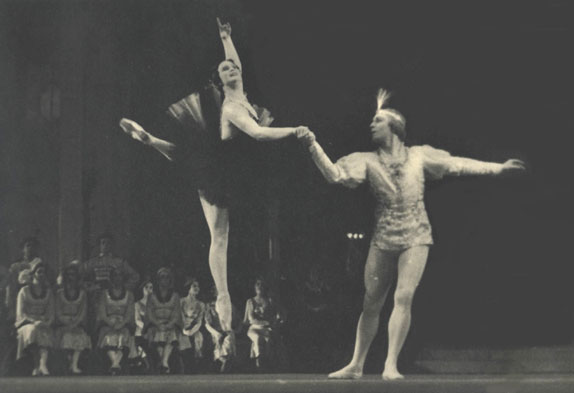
164, 85, 271, 209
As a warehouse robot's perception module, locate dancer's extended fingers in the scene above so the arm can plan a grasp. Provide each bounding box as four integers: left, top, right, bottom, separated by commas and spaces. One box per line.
512, 159, 526, 169
507, 158, 526, 170
217, 17, 231, 36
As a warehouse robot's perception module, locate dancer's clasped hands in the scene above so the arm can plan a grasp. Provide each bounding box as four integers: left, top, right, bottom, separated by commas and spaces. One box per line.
295, 126, 316, 147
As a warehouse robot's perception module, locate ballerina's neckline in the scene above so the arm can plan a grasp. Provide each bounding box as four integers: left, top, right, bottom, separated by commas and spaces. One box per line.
224, 95, 259, 120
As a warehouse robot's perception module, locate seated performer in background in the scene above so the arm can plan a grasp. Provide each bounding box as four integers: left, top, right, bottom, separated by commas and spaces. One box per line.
179, 277, 206, 372
6, 237, 44, 323
96, 267, 135, 375
145, 268, 181, 374
15, 262, 54, 376
119, 18, 310, 333
298, 89, 525, 380
133, 278, 153, 370
82, 233, 139, 340
55, 263, 91, 375
244, 277, 284, 371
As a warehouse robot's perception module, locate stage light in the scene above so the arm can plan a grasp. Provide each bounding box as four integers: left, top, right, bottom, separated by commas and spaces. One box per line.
353, 234, 359, 239
347, 233, 353, 239
359, 233, 364, 239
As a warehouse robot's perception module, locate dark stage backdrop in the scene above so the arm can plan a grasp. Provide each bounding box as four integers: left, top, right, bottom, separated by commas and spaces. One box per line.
1, 0, 573, 371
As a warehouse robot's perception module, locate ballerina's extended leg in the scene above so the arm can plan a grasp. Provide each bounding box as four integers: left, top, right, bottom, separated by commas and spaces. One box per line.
199, 194, 233, 332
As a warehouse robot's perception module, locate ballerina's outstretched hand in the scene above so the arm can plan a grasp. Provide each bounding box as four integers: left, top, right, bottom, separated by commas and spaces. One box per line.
217, 17, 232, 40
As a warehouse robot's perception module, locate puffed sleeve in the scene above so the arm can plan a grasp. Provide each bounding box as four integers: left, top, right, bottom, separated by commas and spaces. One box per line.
309, 141, 368, 189
419, 145, 504, 180
334, 153, 369, 188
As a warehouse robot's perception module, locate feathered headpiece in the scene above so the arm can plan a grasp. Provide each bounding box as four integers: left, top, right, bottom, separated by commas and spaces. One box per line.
376, 88, 392, 113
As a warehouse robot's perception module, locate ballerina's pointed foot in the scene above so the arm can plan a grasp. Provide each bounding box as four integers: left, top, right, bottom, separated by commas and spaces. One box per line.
119, 118, 149, 144
382, 367, 404, 381
328, 364, 363, 380
119, 118, 139, 134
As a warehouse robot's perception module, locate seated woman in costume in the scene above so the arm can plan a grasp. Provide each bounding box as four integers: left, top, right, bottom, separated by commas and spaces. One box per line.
244, 277, 284, 370
179, 277, 206, 372
55, 263, 91, 374
145, 268, 181, 374
96, 266, 135, 375
15, 262, 55, 376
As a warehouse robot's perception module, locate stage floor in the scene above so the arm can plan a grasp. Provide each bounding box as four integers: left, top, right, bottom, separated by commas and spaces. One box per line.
1, 374, 574, 393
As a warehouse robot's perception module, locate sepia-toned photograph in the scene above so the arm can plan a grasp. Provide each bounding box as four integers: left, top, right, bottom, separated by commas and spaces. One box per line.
0, 0, 572, 392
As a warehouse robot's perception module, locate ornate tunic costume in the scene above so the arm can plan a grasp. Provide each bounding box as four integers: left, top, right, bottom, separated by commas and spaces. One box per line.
309, 143, 504, 250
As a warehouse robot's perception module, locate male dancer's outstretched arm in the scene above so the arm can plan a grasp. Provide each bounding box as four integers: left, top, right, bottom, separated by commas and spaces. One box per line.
298, 131, 397, 193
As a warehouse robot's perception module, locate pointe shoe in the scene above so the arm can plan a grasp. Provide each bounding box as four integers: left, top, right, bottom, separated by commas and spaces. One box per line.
32, 368, 40, 376
119, 118, 150, 144
328, 367, 363, 380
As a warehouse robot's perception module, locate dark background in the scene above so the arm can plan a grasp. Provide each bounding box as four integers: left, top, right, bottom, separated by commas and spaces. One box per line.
1, 0, 573, 372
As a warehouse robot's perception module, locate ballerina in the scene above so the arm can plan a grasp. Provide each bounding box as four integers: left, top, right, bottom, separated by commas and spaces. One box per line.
298, 89, 525, 380
119, 18, 309, 332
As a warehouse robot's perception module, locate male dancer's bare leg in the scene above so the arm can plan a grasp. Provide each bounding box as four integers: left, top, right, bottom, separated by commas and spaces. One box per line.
382, 245, 429, 380
199, 194, 232, 332
328, 246, 397, 379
